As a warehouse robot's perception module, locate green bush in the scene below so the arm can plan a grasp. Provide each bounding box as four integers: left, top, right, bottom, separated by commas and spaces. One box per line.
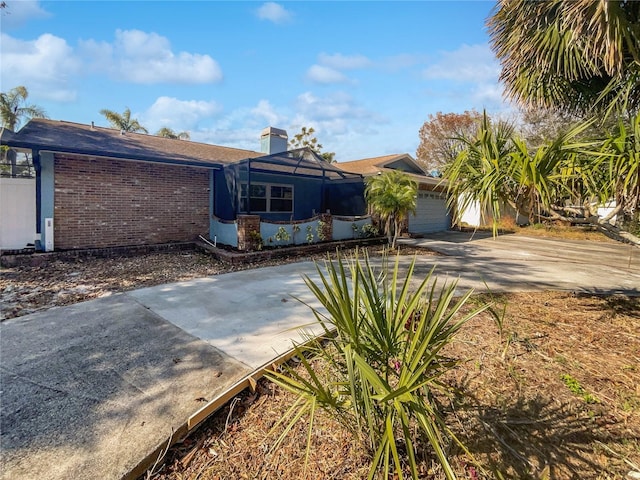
274, 226, 292, 244
267, 250, 487, 479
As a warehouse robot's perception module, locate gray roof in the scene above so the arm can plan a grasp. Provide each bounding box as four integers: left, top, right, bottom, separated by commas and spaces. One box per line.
1, 119, 263, 168
237, 148, 363, 181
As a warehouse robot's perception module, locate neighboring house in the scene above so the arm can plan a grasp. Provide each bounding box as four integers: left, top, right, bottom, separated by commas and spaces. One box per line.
339, 153, 451, 235
0, 120, 365, 251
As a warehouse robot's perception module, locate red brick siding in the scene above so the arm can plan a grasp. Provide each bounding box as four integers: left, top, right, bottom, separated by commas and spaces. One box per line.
54, 154, 210, 249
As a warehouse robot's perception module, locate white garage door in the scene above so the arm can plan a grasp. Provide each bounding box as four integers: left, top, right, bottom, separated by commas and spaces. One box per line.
408, 191, 450, 234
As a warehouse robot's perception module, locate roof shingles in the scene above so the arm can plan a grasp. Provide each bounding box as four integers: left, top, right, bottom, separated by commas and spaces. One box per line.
1, 119, 263, 167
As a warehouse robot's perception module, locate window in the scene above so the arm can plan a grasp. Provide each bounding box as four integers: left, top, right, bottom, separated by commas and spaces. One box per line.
240, 182, 293, 213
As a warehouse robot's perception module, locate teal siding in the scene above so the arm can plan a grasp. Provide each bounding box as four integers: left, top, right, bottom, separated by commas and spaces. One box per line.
37, 152, 55, 251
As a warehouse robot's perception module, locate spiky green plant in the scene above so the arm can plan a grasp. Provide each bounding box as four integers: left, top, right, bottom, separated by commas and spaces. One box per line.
266, 250, 487, 479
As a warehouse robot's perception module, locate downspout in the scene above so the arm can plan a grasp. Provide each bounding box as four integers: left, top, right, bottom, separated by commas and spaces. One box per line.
233, 163, 239, 219
321, 167, 326, 214
209, 169, 216, 242
247, 159, 251, 214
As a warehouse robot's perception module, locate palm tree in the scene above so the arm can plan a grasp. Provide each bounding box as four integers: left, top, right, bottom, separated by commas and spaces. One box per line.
365, 170, 417, 248
444, 111, 640, 244
594, 113, 640, 240
1, 86, 47, 176
155, 127, 190, 140
485, 0, 640, 243
443, 112, 518, 233
99, 107, 148, 133
487, 0, 640, 115
1, 86, 47, 131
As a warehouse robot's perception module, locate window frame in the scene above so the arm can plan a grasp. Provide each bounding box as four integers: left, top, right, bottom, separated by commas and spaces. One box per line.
240, 181, 294, 213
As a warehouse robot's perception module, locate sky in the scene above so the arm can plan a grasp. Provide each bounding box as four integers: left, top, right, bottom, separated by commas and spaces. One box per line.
1, 0, 512, 161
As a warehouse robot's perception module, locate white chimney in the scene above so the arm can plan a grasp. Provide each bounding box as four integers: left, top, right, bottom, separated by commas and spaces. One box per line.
260, 127, 288, 155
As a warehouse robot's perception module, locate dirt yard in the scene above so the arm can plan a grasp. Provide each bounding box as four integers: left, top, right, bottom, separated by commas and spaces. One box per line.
1, 246, 417, 321
146, 291, 640, 480
2, 246, 638, 479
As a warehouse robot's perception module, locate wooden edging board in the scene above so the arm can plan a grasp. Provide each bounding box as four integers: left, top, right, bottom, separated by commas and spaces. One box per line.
124, 331, 334, 480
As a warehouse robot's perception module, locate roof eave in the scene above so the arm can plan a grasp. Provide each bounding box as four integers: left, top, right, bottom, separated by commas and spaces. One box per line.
2, 138, 224, 169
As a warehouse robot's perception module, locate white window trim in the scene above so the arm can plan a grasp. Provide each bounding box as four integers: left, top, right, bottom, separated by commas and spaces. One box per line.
240, 182, 294, 213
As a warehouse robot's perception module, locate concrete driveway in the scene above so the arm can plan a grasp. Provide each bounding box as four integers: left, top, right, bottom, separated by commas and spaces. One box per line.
1, 234, 638, 480
400, 231, 639, 295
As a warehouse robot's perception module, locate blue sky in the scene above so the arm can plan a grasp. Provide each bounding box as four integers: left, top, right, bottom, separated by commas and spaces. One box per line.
1, 1, 511, 160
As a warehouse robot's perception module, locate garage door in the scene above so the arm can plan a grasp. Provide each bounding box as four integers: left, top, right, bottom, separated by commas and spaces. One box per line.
408, 191, 450, 234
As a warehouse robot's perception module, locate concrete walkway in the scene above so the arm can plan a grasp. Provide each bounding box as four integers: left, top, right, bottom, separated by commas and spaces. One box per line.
1, 234, 638, 480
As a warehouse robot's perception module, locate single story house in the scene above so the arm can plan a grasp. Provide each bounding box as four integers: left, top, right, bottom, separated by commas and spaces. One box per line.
339, 153, 451, 235
0, 120, 365, 251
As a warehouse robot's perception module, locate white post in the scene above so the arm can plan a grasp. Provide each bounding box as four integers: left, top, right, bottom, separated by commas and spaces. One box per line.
44, 217, 54, 252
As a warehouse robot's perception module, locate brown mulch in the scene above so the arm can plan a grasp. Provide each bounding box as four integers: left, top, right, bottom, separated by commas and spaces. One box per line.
2, 246, 638, 479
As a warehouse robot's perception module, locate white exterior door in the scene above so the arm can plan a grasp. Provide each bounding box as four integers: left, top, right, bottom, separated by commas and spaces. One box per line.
408, 191, 450, 234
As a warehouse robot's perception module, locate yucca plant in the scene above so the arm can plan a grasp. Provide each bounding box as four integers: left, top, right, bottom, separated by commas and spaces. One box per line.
266, 249, 487, 479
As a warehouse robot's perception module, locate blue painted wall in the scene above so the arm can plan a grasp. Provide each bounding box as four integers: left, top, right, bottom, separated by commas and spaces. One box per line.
214, 165, 364, 222
36, 151, 55, 251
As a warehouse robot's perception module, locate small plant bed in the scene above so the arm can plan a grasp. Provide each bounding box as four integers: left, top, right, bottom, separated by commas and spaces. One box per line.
145, 291, 640, 480
199, 237, 391, 265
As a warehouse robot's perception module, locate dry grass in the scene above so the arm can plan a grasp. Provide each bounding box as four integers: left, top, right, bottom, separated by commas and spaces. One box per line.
462, 216, 617, 243
148, 292, 640, 480
513, 224, 617, 243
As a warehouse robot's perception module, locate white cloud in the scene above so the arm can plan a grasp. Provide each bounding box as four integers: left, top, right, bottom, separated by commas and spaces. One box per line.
318, 53, 372, 70
287, 92, 394, 160
306, 53, 372, 85
470, 83, 506, 108
255, 2, 292, 24
295, 91, 371, 121
1, 1, 50, 29
193, 127, 263, 152
422, 44, 500, 83
0, 33, 80, 102
305, 65, 349, 84
142, 96, 222, 132
172, 94, 387, 160
79, 29, 223, 84
77, 38, 113, 67
251, 100, 285, 127
187, 100, 287, 151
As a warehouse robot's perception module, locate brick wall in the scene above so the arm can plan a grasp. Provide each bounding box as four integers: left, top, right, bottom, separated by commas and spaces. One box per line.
54, 154, 210, 249
237, 215, 261, 251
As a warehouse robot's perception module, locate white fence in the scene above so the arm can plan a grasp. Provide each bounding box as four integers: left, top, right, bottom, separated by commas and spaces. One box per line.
0, 177, 36, 250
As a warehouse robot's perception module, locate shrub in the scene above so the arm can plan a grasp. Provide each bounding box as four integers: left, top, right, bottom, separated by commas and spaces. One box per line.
305, 225, 314, 244
275, 226, 292, 244
266, 250, 487, 479
360, 223, 380, 238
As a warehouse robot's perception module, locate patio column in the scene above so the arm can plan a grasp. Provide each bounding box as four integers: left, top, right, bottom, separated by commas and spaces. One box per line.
237, 214, 261, 251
